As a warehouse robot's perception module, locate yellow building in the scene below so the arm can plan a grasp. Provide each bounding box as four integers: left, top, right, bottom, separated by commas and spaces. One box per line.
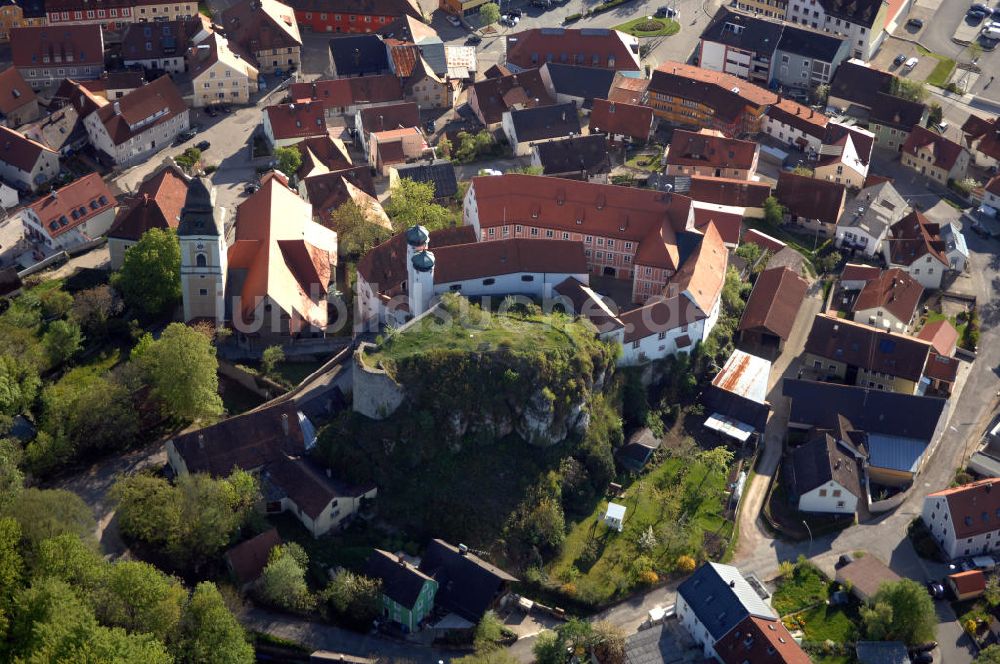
0, 0, 46, 43
187, 32, 259, 108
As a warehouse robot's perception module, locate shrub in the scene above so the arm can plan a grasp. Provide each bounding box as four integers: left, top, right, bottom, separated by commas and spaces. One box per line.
640, 570, 659, 584
676, 555, 696, 574
563, 12, 581, 21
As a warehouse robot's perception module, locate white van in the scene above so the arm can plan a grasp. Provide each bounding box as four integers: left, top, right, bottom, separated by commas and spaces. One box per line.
904, 57, 919, 69
983, 26, 1000, 39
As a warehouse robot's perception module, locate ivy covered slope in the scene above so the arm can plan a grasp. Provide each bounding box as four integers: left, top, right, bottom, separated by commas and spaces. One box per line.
365, 296, 616, 446
319, 295, 622, 548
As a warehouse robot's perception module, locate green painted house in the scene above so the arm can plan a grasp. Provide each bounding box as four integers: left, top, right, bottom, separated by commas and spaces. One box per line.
365, 549, 438, 633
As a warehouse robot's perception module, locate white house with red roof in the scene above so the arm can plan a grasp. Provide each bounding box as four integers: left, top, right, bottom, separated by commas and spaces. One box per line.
20, 172, 117, 251
262, 100, 327, 148
0, 125, 60, 192
82, 75, 190, 167
922, 479, 1000, 560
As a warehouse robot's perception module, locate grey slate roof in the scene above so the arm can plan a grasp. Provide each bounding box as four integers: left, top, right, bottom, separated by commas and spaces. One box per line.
392, 158, 458, 199
700, 8, 783, 55
837, 180, 907, 237
856, 641, 909, 664
329, 34, 390, 77
782, 378, 947, 440
176, 176, 223, 236
775, 23, 846, 61
365, 549, 435, 609
624, 623, 699, 664
541, 62, 616, 102
507, 102, 581, 144
676, 562, 774, 642
534, 134, 611, 178
786, 431, 863, 498
418, 539, 518, 622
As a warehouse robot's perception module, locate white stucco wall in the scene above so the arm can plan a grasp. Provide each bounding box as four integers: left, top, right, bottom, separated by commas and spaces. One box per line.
798, 480, 858, 514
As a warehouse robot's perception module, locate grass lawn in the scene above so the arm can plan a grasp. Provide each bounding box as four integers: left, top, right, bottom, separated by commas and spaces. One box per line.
625, 152, 662, 172
246, 359, 327, 388
742, 218, 823, 266
546, 455, 732, 606
365, 305, 591, 370
917, 46, 957, 88
795, 603, 858, 642
612, 16, 680, 37
772, 563, 830, 615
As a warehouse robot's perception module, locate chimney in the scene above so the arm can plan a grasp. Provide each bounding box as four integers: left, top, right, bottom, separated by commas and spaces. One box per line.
281, 413, 289, 435
729, 580, 736, 588
353, 47, 362, 67
561, 110, 567, 122
458, 543, 469, 555
113, 101, 121, 115
198, 433, 204, 449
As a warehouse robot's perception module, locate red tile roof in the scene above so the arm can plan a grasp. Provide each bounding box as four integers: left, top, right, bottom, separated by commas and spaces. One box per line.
716, 616, 811, 664
225, 529, 281, 586
948, 570, 986, 596
649, 61, 777, 123
917, 319, 959, 356
619, 293, 705, 343
840, 262, 880, 284
94, 75, 188, 147
589, 98, 652, 141
228, 173, 336, 331
221, 0, 301, 59
886, 210, 948, 268
357, 101, 419, 135
766, 98, 829, 139
108, 164, 188, 241
0, 124, 56, 173
386, 40, 419, 77
689, 175, 771, 208
817, 123, 875, 168
0, 66, 36, 117
433, 238, 587, 283
692, 207, 742, 246
961, 114, 1000, 162
469, 174, 693, 271
469, 68, 553, 125
29, 172, 116, 239
504, 28, 640, 72
356, 226, 477, 300
606, 72, 647, 104
743, 228, 786, 253
924, 350, 958, 383
289, 75, 404, 110
852, 268, 923, 325
666, 129, 758, 171
294, 134, 353, 179
284, 0, 422, 19
902, 124, 967, 171
672, 221, 727, 314
738, 266, 808, 341
928, 479, 1000, 539
775, 172, 846, 226
11, 25, 104, 69
264, 100, 327, 141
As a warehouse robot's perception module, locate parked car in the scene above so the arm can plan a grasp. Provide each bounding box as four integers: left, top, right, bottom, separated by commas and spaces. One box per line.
907, 17, 924, 28
912, 653, 933, 664
993, 6, 1000, 17
425, 119, 436, 133
925, 582, 945, 599
894, 53, 907, 66
972, 3, 991, 13
205, 106, 218, 117
508, 8, 522, 16
195, 140, 211, 151
904, 56, 919, 69
446, 14, 461, 26
466, 34, 482, 45
912, 642, 938, 653
531, 0, 551, 8
655, 6, 678, 17
937, 121, 949, 132
219, 105, 232, 114
836, 553, 855, 568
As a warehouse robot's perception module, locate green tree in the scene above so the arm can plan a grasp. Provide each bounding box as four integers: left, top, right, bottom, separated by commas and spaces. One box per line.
329, 199, 392, 257
480, 2, 500, 24
383, 178, 454, 232
131, 322, 223, 421
112, 470, 258, 570
986, 574, 1000, 608
32, 367, 139, 475
720, 266, 748, 316
591, 621, 626, 664
261, 345, 285, 378
42, 319, 83, 366
890, 77, 927, 102
697, 446, 734, 492
927, 103, 943, 127
862, 578, 937, 645
453, 650, 520, 664
175, 147, 202, 172
0, 517, 23, 642
274, 146, 303, 177
815, 249, 843, 274
0, 439, 23, 510
473, 610, 505, 651
0, 354, 41, 418
533, 630, 566, 664
6, 489, 95, 563
257, 550, 312, 613
38, 288, 73, 319
97, 561, 186, 643
70, 285, 122, 338
111, 228, 182, 317
976, 645, 1000, 663
437, 135, 452, 158
763, 196, 784, 227
179, 582, 254, 664
813, 84, 830, 106
9, 577, 172, 664
734, 242, 762, 268
35, 534, 106, 600
323, 570, 381, 629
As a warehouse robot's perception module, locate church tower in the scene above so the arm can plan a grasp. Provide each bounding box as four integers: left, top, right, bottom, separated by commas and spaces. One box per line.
406, 225, 434, 317
178, 176, 227, 323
